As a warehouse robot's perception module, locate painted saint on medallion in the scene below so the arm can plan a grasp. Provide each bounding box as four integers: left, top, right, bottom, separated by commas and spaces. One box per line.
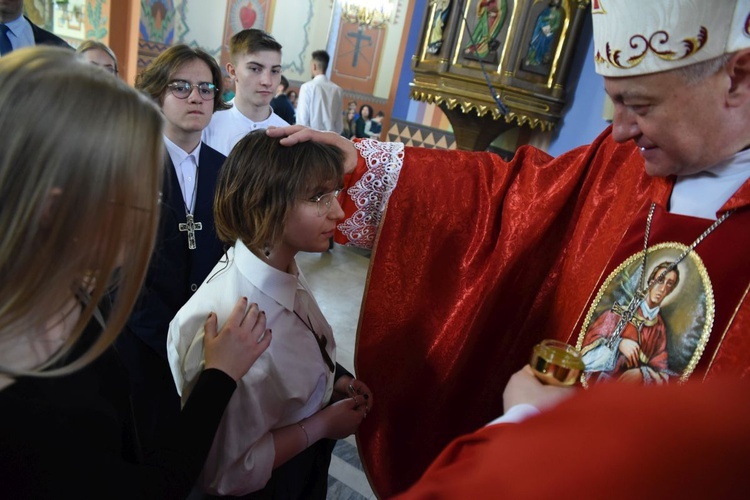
576, 242, 714, 387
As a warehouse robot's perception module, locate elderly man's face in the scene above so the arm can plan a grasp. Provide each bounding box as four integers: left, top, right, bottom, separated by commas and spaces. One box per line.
604, 66, 731, 177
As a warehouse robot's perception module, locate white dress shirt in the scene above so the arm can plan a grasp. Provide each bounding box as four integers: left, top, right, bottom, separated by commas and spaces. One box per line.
202, 100, 289, 156
295, 75, 344, 134
1, 16, 35, 51
163, 136, 201, 212
167, 241, 336, 495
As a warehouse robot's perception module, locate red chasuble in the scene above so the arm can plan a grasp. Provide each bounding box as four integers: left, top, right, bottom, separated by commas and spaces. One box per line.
336, 128, 750, 497
392, 380, 750, 500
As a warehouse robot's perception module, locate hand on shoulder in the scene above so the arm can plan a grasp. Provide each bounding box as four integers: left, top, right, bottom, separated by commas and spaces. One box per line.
203, 298, 272, 381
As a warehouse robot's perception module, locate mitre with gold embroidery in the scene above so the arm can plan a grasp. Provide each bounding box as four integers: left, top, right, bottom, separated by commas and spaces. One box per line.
591, 0, 750, 76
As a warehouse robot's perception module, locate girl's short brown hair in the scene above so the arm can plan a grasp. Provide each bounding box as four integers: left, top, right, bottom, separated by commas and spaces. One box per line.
214, 130, 344, 251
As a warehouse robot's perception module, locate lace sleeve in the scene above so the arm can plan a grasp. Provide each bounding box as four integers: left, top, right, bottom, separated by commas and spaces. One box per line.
337, 139, 405, 249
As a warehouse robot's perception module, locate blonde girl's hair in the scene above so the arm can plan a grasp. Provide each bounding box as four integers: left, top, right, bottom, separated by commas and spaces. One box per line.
76, 39, 119, 74
0, 47, 163, 377
214, 130, 344, 251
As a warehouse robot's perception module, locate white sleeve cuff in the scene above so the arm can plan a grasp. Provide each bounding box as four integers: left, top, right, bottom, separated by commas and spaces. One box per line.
486, 404, 541, 426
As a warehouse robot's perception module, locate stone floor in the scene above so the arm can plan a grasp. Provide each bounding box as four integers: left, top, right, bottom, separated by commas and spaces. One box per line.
296, 245, 376, 500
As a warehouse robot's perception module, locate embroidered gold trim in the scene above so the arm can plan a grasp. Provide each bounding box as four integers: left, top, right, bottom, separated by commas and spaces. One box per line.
596, 26, 708, 69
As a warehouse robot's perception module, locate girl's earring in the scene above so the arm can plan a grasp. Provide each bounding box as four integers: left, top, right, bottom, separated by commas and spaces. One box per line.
264, 243, 271, 258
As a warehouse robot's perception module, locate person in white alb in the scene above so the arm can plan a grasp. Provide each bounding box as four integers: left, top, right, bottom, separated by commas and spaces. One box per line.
202, 29, 288, 156
295, 50, 344, 134
167, 130, 373, 498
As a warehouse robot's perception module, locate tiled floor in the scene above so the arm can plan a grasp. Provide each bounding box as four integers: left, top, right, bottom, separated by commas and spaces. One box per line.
296, 245, 377, 500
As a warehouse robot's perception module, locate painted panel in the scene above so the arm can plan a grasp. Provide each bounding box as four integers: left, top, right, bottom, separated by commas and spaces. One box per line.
219, 0, 274, 66
331, 22, 384, 95
140, 0, 176, 44
53, 0, 86, 40
175, 0, 228, 57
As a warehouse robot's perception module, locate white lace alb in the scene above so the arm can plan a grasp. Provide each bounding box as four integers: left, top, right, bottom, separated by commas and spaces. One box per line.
337, 139, 405, 248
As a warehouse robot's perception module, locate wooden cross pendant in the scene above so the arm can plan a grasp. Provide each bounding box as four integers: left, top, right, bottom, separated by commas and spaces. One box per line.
178, 214, 202, 250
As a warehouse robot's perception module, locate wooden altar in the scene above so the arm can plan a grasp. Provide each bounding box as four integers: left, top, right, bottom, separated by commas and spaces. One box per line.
411, 0, 591, 151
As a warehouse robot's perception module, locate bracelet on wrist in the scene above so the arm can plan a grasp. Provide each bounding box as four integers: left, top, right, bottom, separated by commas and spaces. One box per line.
297, 420, 309, 448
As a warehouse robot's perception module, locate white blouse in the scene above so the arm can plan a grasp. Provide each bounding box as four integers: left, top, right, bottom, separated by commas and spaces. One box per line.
167, 241, 336, 495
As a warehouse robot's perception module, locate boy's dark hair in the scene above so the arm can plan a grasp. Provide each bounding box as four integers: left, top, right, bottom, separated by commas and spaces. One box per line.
135, 44, 230, 112
312, 50, 331, 73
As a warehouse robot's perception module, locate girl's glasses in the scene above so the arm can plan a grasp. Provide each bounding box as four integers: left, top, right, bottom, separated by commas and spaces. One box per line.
306, 189, 342, 217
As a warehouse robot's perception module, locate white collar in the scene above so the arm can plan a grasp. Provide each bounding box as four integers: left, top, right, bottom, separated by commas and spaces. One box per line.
228, 98, 274, 126
670, 148, 750, 220
163, 135, 201, 166
233, 240, 304, 312
639, 301, 660, 321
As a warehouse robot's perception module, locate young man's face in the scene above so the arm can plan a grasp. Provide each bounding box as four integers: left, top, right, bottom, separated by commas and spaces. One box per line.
605, 64, 732, 177
228, 50, 282, 111
161, 59, 214, 138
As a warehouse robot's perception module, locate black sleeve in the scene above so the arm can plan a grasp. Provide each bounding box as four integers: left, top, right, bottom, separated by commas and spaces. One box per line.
0, 367, 236, 500
139, 368, 237, 499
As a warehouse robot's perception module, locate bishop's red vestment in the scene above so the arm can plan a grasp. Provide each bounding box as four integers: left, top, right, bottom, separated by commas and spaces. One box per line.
392, 379, 750, 500
335, 127, 750, 497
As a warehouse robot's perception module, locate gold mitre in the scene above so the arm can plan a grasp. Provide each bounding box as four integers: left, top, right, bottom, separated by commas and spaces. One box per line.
592, 0, 750, 76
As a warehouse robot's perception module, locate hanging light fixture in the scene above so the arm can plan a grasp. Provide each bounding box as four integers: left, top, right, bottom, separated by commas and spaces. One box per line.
341, 0, 394, 29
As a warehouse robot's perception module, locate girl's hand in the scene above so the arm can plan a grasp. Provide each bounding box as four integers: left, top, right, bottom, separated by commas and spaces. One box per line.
334, 376, 373, 416
317, 395, 368, 440
203, 298, 272, 381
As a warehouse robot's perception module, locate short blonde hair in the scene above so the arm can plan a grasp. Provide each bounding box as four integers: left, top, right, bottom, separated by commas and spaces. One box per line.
214, 130, 344, 252
0, 47, 163, 377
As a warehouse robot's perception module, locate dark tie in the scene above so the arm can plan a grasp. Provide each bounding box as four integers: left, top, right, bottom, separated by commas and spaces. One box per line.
0, 24, 12, 56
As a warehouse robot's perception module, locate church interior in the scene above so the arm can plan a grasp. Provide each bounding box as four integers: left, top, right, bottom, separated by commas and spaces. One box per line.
27, 0, 609, 156
17, 1, 613, 498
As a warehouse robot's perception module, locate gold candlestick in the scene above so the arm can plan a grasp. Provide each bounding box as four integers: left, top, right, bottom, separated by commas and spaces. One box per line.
530, 340, 585, 386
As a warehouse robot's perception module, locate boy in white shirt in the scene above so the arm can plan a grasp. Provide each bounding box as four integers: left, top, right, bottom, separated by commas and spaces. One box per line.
202, 29, 289, 155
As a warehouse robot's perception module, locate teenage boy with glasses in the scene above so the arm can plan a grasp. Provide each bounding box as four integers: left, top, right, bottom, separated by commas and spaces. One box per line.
117, 44, 230, 456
